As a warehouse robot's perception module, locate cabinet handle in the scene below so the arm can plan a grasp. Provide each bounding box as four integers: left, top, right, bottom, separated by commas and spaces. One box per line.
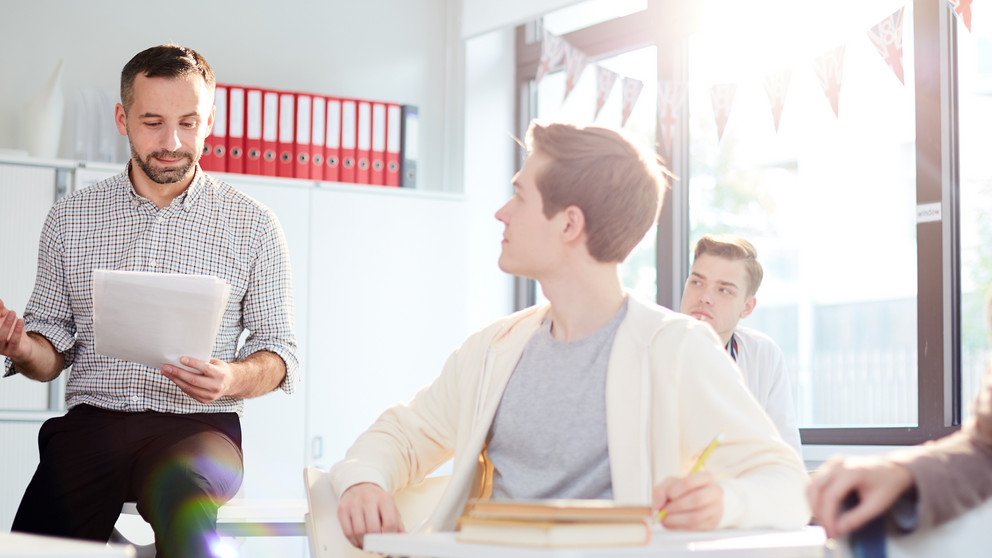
311, 436, 323, 459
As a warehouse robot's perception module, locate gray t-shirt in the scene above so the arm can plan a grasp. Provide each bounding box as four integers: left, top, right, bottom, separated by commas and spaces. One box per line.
486, 299, 628, 500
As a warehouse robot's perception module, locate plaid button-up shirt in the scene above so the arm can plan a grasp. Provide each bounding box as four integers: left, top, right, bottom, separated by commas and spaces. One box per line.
4, 165, 299, 416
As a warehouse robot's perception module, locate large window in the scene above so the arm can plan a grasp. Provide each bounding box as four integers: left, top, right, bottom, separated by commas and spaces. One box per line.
519, 0, 968, 445
957, 10, 992, 417
688, 0, 918, 428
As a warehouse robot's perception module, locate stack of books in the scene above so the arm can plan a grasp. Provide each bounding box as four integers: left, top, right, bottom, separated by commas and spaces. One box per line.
456, 499, 653, 549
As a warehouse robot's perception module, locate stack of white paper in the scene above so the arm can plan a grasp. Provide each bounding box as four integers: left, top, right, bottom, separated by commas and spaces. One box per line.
92, 270, 231, 371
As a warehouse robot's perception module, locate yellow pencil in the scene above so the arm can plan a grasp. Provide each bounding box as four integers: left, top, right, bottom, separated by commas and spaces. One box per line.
658, 431, 725, 521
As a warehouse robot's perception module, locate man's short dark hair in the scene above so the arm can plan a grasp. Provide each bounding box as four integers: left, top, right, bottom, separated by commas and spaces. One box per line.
120, 44, 215, 111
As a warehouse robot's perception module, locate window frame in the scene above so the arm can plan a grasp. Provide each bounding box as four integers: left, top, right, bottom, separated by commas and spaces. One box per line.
514, 0, 964, 446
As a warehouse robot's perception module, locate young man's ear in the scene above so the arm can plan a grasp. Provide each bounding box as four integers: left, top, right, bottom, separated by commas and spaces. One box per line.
740, 296, 757, 319
561, 205, 586, 242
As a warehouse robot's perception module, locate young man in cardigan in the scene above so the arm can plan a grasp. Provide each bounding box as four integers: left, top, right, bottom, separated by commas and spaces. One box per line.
332, 122, 809, 549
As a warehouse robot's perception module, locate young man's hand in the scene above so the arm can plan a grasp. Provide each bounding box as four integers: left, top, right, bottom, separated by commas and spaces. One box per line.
337, 482, 405, 548
653, 471, 723, 530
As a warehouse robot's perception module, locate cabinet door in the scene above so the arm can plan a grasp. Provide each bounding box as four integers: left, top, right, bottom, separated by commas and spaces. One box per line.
306, 187, 470, 470
228, 179, 312, 499
0, 163, 58, 411
228, 179, 311, 558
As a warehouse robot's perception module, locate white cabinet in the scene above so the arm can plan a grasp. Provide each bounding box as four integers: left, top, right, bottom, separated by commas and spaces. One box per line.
0, 160, 69, 531
305, 184, 469, 471
0, 162, 61, 411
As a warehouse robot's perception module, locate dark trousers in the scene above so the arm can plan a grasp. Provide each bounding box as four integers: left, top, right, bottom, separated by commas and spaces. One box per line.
12, 404, 243, 558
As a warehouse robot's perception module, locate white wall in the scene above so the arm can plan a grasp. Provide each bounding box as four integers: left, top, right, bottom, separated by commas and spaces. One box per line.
0, 0, 450, 191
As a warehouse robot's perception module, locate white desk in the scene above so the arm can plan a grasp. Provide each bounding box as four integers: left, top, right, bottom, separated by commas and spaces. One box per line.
0, 532, 135, 557
364, 526, 828, 558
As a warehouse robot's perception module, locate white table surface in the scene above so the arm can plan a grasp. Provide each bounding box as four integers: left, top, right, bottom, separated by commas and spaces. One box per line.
364, 525, 828, 558
0, 532, 135, 557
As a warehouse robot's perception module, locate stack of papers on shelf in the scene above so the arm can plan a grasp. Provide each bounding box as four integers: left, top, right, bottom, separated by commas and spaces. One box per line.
456, 499, 653, 549
92, 270, 230, 371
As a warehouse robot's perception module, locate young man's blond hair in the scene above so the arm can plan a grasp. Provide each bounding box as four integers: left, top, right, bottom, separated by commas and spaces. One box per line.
527, 122, 664, 263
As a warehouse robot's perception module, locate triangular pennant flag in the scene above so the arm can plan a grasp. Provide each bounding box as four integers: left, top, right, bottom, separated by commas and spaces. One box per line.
535, 29, 565, 84
657, 80, 687, 159
762, 69, 792, 133
866, 7, 906, 85
594, 66, 619, 120
812, 45, 846, 118
620, 77, 644, 127
563, 43, 589, 102
710, 83, 737, 141
947, 0, 973, 32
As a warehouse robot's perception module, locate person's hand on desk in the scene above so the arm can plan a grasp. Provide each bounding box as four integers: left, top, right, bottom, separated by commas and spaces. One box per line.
652, 471, 724, 530
338, 482, 405, 548
808, 455, 915, 538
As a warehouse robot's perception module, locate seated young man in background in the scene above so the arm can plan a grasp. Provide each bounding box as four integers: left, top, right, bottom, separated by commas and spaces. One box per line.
680, 235, 802, 457
331, 122, 810, 549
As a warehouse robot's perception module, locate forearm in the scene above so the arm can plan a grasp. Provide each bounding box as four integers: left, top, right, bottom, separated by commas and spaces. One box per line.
9, 333, 64, 382
226, 350, 286, 399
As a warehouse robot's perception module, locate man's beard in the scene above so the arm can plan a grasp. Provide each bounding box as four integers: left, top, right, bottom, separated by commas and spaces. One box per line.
129, 138, 198, 185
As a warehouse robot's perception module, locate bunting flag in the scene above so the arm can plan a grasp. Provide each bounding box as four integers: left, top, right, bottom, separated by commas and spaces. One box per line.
866, 7, 906, 85
762, 69, 792, 133
812, 45, 846, 118
710, 83, 737, 141
535, 29, 565, 85
620, 77, 644, 127
594, 66, 619, 120
948, 0, 973, 32
563, 43, 589, 102
657, 80, 687, 159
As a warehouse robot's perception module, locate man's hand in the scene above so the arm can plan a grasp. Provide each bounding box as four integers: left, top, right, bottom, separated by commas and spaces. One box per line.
0, 298, 62, 381
653, 471, 723, 530
808, 455, 915, 538
0, 299, 32, 362
162, 351, 286, 402
337, 482, 404, 549
161, 356, 235, 403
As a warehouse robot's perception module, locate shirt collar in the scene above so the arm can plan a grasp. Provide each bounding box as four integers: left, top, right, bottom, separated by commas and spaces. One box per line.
122, 161, 207, 211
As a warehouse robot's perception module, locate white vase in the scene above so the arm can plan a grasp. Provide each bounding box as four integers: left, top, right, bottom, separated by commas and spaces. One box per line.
24, 60, 65, 159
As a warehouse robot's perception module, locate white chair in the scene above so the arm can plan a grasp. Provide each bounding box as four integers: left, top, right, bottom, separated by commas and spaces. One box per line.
303, 466, 449, 558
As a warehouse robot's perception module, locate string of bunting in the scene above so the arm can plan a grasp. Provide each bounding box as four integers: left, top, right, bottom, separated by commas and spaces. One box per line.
536, 27, 645, 128
536, 0, 973, 159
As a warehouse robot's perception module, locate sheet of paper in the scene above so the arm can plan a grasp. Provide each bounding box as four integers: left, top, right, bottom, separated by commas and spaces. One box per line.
92, 270, 231, 371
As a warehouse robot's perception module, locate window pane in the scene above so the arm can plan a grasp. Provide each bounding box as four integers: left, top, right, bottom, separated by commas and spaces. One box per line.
688, 0, 918, 427
535, 46, 658, 302
957, 14, 992, 417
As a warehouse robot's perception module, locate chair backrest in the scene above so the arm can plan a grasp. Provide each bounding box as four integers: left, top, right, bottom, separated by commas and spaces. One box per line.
303, 466, 450, 558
